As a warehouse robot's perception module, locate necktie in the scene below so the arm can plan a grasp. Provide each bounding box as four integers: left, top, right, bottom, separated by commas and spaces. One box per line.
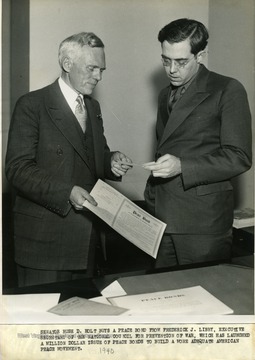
162, 86, 185, 127
168, 86, 185, 113
75, 95, 87, 132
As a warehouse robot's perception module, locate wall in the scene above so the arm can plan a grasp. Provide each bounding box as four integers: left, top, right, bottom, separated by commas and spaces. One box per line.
3, 1, 253, 209
208, 0, 254, 209
2, 0, 11, 193
2, 0, 30, 193
28, 0, 209, 199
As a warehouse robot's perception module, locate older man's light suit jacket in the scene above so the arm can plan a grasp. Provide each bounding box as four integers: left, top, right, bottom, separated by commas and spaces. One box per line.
145, 65, 252, 234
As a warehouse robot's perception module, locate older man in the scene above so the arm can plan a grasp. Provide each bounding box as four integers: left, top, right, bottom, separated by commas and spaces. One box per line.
6, 32, 132, 286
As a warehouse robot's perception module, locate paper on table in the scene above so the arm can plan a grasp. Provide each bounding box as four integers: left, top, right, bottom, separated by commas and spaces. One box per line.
89, 296, 113, 305
0, 294, 61, 324
107, 286, 234, 316
47, 297, 128, 316
83, 180, 166, 258
1, 293, 60, 314
101, 280, 127, 298
233, 208, 255, 228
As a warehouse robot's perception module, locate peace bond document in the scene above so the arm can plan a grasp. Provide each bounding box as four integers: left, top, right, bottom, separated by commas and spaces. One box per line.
83, 179, 166, 258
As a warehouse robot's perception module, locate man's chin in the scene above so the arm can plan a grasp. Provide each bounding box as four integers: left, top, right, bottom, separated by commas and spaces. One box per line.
83, 89, 94, 96
85, 85, 97, 95
170, 79, 182, 86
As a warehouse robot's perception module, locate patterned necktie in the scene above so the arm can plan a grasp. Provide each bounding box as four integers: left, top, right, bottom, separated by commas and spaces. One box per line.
168, 86, 186, 112
75, 95, 87, 132
162, 86, 186, 127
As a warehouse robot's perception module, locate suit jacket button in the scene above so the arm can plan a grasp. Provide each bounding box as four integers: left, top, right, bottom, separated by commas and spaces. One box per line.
56, 146, 63, 156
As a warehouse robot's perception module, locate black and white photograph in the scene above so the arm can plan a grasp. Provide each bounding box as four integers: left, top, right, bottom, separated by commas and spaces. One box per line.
1, 0, 254, 359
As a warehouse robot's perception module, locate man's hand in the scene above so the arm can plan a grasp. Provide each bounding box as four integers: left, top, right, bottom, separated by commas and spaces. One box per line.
111, 151, 133, 177
143, 154, 182, 178
69, 185, 97, 210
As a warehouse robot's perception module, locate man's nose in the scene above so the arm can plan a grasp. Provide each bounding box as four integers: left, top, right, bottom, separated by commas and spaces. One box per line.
93, 69, 102, 81
169, 60, 178, 73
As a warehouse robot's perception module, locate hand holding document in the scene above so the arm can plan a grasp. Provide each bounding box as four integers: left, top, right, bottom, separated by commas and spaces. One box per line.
111, 152, 133, 177
83, 179, 166, 258
142, 154, 182, 178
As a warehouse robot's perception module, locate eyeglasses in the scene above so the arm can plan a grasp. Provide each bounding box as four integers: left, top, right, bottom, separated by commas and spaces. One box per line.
161, 55, 195, 69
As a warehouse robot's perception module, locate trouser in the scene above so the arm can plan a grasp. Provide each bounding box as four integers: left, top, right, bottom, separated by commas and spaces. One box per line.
155, 229, 233, 268
16, 265, 91, 287
16, 227, 100, 287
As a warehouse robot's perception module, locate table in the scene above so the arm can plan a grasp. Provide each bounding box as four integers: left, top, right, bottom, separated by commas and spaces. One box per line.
106, 264, 254, 315
4, 261, 254, 315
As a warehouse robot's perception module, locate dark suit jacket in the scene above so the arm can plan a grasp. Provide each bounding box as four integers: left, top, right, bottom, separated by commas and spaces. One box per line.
5, 80, 118, 270
145, 65, 252, 234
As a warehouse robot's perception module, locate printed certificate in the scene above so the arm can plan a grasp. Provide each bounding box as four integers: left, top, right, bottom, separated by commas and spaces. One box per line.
83, 180, 166, 258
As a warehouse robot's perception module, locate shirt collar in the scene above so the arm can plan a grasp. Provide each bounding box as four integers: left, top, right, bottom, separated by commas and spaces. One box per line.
171, 64, 203, 92
58, 77, 80, 111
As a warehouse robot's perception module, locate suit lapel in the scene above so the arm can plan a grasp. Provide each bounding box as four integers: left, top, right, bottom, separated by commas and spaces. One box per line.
158, 66, 210, 148
85, 97, 104, 179
45, 81, 90, 166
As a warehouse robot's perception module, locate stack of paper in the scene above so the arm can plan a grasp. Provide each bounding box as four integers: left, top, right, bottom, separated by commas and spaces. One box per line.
45, 284, 233, 316
107, 286, 233, 315
233, 208, 254, 228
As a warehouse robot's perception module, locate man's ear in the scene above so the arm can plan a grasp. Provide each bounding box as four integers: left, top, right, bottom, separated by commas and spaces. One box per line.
62, 57, 73, 72
196, 50, 206, 64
